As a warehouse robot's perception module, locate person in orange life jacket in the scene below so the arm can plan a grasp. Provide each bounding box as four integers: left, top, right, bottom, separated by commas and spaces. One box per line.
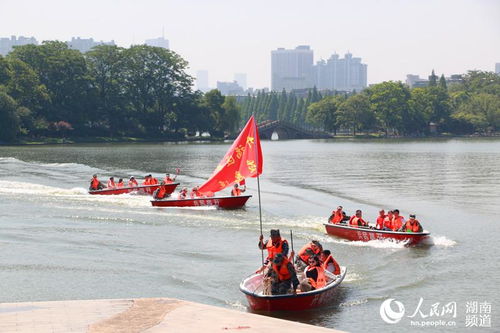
128, 176, 138, 187
190, 186, 202, 198
107, 177, 116, 188
149, 174, 159, 185
116, 178, 124, 188
300, 256, 327, 292
266, 253, 299, 295
329, 206, 344, 224
390, 209, 405, 231
231, 183, 246, 196
89, 174, 104, 190
257, 229, 289, 268
383, 210, 394, 230
178, 187, 188, 199
376, 209, 386, 230
349, 210, 368, 227
403, 214, 423, 233
142, 175, 151, 186
296, 240, 323, 269
320, 250, 341, 275
164, 173, 176, 184
153, 181, 169, 200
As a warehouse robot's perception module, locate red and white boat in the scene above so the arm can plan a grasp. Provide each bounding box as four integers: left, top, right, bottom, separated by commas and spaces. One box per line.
240, 267, 347, 311
324, 223, 430, 245
151, 194, 252, 209
89, 183, 178, 196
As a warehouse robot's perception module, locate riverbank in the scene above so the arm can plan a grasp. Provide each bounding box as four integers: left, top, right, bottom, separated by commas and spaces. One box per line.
0, 298, 343, 333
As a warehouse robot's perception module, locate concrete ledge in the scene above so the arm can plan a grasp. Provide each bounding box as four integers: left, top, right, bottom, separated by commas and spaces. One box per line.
0, 298, 344, 333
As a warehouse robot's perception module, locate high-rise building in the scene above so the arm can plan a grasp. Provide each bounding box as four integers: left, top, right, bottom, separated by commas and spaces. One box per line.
216, 81, 244, 96
234, 73, 247, 90
196, 70, 209, 92
67, 37, 115, 53
0, 35, 38, 56
145, 37, 169, 49
271, 45, 314, 91
496, 63, 500, 74
405, 73, 463, 88
314, 52, 367, 92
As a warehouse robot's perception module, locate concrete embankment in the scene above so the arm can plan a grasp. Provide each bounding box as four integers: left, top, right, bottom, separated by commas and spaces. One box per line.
0, 298, 345, 333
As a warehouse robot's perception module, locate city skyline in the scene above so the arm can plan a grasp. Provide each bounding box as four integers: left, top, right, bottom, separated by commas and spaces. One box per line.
1, 0, 499, 88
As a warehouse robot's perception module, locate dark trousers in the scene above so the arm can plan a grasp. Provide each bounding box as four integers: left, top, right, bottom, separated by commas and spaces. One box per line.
271, 279, 292, 295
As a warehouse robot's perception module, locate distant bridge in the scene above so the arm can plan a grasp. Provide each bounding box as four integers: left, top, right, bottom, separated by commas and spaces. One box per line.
257, 120, 332, 140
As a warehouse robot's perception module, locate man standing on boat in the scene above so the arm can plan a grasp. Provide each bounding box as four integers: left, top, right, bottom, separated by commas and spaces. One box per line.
267, 253, 299, 295
257, 229, 289, 273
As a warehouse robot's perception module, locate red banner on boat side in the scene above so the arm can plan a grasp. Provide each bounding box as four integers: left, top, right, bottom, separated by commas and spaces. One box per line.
198, 116, 263, 195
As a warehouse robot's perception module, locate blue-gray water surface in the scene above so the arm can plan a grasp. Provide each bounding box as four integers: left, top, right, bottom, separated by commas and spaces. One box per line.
0, 138, 499, 332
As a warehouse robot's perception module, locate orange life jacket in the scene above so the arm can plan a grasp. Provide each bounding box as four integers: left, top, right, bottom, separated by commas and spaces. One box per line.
265, 238, 288, 261
307, 266, 326, 289
164, 177, 174, 184
405, 220, 421, 232
272, 257, 292, 281
322, 254, 341, 275
376, 215, 386, 229
91, 178, 100, 190
330, 210, 343, 224
350, 216, 367, 227
298, 242, 321, 263
391, 216, 404, 231
231, 188, 241, 196
128, 179, 138, 187
107, 180, 115, 188
116, 182, 124, 188
156, 186, 167, 199
150, 178, 158, 185
143, 178, 150, 186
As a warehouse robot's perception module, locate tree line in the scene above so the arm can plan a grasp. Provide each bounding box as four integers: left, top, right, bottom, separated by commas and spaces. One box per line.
0, 41, 240, 142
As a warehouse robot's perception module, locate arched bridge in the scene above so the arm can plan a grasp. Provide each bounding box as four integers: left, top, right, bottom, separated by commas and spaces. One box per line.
258, 120, 332, 140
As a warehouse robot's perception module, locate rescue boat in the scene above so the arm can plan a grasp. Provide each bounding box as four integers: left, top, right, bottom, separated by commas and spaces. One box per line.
240, 267, 347, 311
324, 223, 430, 245
151, 194, 252, 209
88, 183, 178, 196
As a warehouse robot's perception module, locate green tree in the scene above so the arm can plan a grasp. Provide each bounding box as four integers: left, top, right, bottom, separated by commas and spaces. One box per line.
452, 93, 500, 132
439, 74, 447, 90
202, 89, 225, 136
337, 94, 374, 135
306, 95, 343, 134
0, 92, 20, 141
429, 70, 438, 87
221, 96, 241, 134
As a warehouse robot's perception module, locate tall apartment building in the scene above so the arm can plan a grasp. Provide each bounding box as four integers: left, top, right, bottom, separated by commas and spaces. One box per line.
496, 63, 500, 74
234, 73, 247, 90
67, 37, 115, 53
216, 81, 244, 96
196, 70, 210, 92
0, 35, 38, 56
271, 45, 314, 91
145, 37, 169, 49
271, 46, 367, 92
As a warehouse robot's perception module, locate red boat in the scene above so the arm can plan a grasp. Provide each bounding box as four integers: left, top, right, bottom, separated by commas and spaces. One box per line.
151, 194, 251, 209
89, 183, 178, 196
324, 223, 430, 245
240, 267, 347, 311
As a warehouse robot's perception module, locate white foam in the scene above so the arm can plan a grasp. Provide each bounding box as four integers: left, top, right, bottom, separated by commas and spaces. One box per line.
343, 272, 362, 283
426, 235, 457, 247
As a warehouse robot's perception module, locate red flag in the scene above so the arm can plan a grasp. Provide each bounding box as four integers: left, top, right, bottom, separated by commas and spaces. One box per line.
198, 116, 262, 194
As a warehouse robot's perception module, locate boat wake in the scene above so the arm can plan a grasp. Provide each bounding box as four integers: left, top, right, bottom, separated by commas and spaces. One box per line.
425, 235, 457, 247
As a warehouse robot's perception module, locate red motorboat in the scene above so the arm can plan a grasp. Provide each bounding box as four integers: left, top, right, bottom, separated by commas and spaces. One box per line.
89, 183, 178, 196
240, 267, 347, 311
151, 194, 252, 209
324, 223, 430, 245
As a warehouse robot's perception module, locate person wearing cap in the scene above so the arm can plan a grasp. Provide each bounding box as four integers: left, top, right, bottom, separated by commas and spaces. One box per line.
231, 183, 246, 196
164, 173, 176, 184
258, 229, 289, 271
402, 214, 423, 233
375, 209, 386, 230
128, 176, 138, 187
266, 253, 299, 295
349, 210, 368, 227
89, 174, 104, 190
178, 187, 188, 199
116, 178, 124, 188
107, 177, 116, 189
329, 206, 344, 224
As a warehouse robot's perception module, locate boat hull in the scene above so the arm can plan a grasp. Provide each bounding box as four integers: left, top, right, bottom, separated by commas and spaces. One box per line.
324, 223, 430, 245
240, 267, 346, 312
151, 195, 251, 209
89, 183, 178, 196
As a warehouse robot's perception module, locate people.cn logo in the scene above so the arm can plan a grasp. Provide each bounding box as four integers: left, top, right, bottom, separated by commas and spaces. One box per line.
380, 298, 405, 324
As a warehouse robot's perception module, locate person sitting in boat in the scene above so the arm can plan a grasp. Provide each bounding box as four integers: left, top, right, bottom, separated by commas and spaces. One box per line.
376, 209, 386, 230
266, 253, 299, 295
89, 174, 104, 190
142, 175, 151, 186
107, 177, 116, 189
153, 181, 170, 200
150, 175, 159, 185
320, 250, 341, 275
116, 178, 124, 188
329, 206, 344, 224
296, 240, 323, 270
300, 256, 327, 292
164, 173, 176, 184
257, 229, 289, 273
402, 214, 423, 233
190, 186, 202, 198
383, 210, 394, 230
178, 187, 188, 199
231, 183, 246, 196
389, 209, 405, 231
128, 176, 138, 187
349, 210, 368, 227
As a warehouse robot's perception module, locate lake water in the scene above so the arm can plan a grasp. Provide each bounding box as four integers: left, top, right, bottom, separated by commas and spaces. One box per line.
0, 138, 498, 332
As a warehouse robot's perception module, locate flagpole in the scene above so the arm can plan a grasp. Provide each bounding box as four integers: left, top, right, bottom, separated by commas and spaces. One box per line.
257, 174, 264, 265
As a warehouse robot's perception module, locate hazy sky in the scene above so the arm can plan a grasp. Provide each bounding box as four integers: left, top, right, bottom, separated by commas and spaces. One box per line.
1, 0, 499, 88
